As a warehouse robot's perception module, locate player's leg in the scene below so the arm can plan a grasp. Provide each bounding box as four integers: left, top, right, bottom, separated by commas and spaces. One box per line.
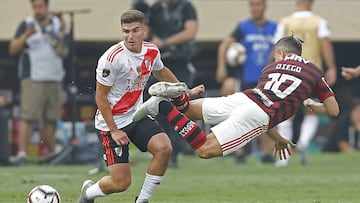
78, 131, 132, 203
196, 96, 270, 158
131, 117, 172, 203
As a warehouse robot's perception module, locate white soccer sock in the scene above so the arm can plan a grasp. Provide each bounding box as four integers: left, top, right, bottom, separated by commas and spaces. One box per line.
297, 114, 319, 149
17, 150, 27, 158
86, 181, 106, 199
136, 173, 163, 203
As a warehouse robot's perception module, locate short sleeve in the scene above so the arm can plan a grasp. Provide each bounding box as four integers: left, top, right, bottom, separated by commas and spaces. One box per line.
273, 23, 285, 44
318, 18, 331, 39
14, 20, 27, 38
152, 50, 164, 71
314, 76, 335, 102
183, 2, 197, 22
96, 58, 117, 86
230, 23, 242, 41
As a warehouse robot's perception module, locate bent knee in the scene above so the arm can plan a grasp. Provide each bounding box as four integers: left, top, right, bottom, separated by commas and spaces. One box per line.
112, 178, 131, 193
154, 144, 173, 157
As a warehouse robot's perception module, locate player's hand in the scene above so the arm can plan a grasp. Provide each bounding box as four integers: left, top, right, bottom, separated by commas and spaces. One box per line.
110, 129, 130, 146
273, 137, 296, 160
188, 84, 205, 97
303, 98, 321, 112
341, 66, 360, 80
151, 36, 166, 48
24, 25, 36, 38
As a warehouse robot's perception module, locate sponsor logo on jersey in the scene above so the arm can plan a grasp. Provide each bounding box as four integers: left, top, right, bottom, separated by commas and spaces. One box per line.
178, 120, 196, 137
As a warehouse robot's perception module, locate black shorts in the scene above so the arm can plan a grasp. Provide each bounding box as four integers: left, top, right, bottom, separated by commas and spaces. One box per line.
97, 116, 164, 165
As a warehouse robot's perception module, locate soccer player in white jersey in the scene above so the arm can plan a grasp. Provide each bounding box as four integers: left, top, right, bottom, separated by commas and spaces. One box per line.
77, 10, 204, 203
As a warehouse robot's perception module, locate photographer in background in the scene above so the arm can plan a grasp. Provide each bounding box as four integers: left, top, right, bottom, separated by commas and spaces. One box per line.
8, 0, 69, 166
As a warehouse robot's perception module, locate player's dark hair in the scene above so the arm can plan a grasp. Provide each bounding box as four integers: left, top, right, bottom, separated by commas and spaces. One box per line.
274, 35, 303, 56
121, 10, 145, 25
31, 0, 49, 6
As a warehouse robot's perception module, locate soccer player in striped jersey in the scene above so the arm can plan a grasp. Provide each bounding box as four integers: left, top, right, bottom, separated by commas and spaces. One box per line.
77, 10, 204, 203
273, 0, 338, 166
133, 35, 339, 161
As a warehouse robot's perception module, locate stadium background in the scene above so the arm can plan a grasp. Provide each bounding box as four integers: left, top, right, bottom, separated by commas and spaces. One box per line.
0, 0, 359, 156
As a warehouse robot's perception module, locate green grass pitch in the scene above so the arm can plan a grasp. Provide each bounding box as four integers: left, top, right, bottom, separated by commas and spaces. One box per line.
1, 152, 359, 203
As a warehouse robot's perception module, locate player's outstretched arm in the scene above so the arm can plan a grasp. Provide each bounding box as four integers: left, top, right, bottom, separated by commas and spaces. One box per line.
303, 97, 339, 117
266, 128, 296, 160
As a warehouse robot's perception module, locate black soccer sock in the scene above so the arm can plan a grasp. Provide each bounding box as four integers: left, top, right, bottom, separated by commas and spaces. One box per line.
159, 101, 206, 150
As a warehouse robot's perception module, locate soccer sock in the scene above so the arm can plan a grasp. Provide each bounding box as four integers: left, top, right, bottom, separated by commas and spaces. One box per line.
297, 114, 319, 149
86, 181, 106, 199
136, 173, 163, 203
17, 150, 26, 158
171, 93, 190, 113
159, 101, 206, 150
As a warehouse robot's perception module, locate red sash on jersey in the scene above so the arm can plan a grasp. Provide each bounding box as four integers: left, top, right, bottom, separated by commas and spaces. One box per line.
112, 49, 158, 115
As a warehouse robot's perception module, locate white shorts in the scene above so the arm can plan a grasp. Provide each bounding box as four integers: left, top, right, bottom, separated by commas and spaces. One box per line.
202, 92, 270, 156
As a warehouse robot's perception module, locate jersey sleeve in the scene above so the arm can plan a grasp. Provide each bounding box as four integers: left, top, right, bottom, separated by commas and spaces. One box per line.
151, 50, 164, 71
314, 76, 335, 102
96, 57, 117, 86
273, 23, 285, 44
14, 20, 27, 38
230, 22, 243, 41
318, 18, 331, 39
183, 2, 197, 21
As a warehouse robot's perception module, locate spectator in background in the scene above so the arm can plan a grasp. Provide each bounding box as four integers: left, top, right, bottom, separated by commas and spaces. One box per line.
146, 0, 198, 168
324, 100, 360, 152
273, 0, 337, 166
8, 0, 68, 166
216, 0, 277, 164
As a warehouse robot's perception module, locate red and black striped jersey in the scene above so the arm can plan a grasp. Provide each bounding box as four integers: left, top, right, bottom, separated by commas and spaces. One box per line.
244, 54, 334, 128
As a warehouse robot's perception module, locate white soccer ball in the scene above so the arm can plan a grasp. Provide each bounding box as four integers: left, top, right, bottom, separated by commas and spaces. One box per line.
226, 42, 247, 67
27, 185, 61, 203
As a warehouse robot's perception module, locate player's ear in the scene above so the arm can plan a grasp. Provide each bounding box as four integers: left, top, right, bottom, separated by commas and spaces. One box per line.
143, 25, 149, 34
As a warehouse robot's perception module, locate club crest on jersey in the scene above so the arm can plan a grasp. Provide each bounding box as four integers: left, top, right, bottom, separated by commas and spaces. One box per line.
144, 59, 151, 71
102, 68, 110, 77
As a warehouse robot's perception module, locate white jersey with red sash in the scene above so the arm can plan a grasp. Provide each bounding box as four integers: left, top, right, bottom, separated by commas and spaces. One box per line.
95, 41, 163, 131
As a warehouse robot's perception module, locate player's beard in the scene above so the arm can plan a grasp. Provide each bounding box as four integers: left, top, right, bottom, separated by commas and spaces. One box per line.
35, 13, 48, 24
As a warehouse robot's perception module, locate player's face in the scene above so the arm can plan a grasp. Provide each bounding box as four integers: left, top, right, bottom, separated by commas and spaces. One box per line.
32, 0, 48, 23
249, 0, 266, 21
122, 22, 147, 53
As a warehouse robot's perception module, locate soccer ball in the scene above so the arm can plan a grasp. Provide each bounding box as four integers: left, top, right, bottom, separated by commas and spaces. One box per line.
226, 42, 247, 67
27, 185, 61, 203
